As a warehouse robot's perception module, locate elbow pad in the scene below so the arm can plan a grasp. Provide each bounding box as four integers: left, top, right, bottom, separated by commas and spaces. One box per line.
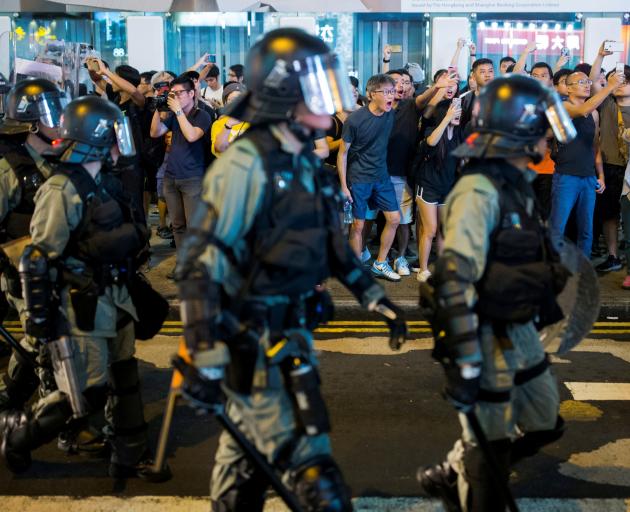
19, 245, 53, 340
431, 252, 481, 366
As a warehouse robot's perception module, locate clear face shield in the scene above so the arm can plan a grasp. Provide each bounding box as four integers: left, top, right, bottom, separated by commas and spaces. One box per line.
543, 89, 576, 144
36, 91, 69, 128
295, 53, 355, 116
114, 116, 136, 157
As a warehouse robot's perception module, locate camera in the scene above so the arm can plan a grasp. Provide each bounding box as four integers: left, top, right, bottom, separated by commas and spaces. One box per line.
147, 94, 170, 112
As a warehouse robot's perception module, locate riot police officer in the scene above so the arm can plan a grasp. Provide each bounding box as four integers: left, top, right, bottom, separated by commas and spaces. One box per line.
0, 95, 159, 479
174, 28, 407, 511
417, 75, 576, 512
0, 78, 66, 405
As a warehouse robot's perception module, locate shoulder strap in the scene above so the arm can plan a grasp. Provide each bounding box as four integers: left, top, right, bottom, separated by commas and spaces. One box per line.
3, 148, 38, 180
53, 164, 98, 239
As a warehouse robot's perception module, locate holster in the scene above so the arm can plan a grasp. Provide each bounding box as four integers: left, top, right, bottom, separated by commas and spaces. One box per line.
64, 268, 99, 332
127, 271, 168, 340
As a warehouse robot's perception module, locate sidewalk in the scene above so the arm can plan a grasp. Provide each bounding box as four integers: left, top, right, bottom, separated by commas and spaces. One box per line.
146, 222, 629, 321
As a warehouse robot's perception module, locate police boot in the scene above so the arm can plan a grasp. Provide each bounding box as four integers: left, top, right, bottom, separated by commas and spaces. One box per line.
416, 461, 462, 512
511, 416, 565, 466
0, 398, 72, 473
463, 439, 512, 512
0, 351, 40, 412
211, 458, 268, 512
0, 410, 32, 472
292, 456, 354, 512
107, 358, 170, 482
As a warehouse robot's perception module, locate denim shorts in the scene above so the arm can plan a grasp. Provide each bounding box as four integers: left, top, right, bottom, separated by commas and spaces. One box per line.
349, 178, 399, 220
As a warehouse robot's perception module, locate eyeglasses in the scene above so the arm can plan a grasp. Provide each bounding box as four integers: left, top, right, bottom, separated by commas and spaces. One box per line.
170, 89, 192, 96
374, 89, 396, 96
567, 79, 593, 86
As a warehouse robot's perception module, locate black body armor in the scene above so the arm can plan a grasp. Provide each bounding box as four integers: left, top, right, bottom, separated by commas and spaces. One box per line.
469, 161, 567, 325
241, 128, 333, 299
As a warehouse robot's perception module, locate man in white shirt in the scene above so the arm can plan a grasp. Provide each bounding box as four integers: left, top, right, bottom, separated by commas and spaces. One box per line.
201, 65, 223, 108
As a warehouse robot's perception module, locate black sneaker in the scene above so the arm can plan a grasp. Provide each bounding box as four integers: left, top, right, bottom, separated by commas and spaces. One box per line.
0, 410, 32, 473
596, 255, 623, 272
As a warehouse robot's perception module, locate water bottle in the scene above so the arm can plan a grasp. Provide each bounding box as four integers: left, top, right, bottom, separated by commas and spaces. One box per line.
343, 200, 353, 224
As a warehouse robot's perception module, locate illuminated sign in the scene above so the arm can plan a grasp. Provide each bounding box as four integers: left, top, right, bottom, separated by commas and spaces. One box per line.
477, 26, 583, 57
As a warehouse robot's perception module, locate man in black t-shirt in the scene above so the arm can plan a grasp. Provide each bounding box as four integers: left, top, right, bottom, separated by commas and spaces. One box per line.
89, 59, 147, 224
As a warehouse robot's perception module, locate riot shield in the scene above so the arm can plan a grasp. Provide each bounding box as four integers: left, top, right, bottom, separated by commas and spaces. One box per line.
539, 236, 600, 354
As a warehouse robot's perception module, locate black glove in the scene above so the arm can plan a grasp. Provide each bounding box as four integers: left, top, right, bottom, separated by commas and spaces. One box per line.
374, 297, 408, 351
172, 356, 224, 412
433, 341, 480, 412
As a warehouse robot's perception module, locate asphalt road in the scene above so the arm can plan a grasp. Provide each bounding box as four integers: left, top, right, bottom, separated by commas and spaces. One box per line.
1, 317, 630, 510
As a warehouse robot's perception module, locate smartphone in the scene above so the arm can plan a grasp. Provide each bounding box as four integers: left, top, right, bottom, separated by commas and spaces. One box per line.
617, 62, 626, 74
451, 97, 462, 126
604, 41, 624, 53
447, 66, 457, 79
206, 54, 217, 64
560, 47, 570, 58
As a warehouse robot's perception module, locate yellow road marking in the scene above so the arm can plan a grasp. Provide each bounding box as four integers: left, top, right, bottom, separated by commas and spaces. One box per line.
559, 400, 604, 421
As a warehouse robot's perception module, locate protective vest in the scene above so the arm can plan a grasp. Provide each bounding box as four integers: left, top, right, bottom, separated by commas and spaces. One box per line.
239, 127, 332, 298
468, 161, 567, 325
55, 163, 147, 266
1, 148, 46, 241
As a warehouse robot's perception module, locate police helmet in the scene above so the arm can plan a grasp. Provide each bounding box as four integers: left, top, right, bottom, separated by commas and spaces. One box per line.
453, 74, 576, 163
58, 95, 135, 164
0, 78, 67, 135
225, 28, 354, 125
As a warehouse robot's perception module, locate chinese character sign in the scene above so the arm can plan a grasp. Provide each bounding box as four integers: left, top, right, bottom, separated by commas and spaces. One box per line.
477, 27, 584, 59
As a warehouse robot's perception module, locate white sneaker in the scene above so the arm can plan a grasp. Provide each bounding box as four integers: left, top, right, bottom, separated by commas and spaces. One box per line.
371, 261, 401, 282
361, 247, 371, 264
393, 256, 411, 276
417, 269, 432, 283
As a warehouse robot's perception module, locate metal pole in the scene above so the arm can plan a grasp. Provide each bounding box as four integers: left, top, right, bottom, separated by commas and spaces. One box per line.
151, 387, 178, 476
465, 410, 519, 512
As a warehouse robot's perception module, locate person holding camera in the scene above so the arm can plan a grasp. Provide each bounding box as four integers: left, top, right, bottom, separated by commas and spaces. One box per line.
150, 76, 212, 275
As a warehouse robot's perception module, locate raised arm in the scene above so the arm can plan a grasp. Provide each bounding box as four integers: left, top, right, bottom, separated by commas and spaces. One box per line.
513, 41, 537, 73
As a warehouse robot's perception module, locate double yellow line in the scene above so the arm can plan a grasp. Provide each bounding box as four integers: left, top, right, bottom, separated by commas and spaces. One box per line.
2, 320, 630, 336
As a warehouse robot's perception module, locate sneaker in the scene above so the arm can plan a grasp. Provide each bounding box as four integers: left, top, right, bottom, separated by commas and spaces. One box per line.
417, 269, 432, 283
371, 261, 401, 282
622, 275, 630, 290
157, 226, 174, 240
596, 255, 622, 272
361, 247, 371, 264
393, 256, 411, 276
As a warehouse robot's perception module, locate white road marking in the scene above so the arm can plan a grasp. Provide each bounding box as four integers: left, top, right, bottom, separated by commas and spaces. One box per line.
2, 497, 629, 512
565, 383, 630, 401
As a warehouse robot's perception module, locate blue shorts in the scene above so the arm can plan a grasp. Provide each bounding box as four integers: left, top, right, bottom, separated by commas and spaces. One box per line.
350, 178, 399, 220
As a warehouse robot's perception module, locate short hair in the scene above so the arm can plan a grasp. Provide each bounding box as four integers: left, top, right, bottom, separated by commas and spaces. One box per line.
472, 58, 494, 72
500, 56, 516, 66
573, 63, 592, 76
140, 71, 156, 83
366, 73, 396, 95
182, 70, 200, 81
170, 75, 194, 91
349, 76, 359, 88
552, 68, 572, 86
400, 69, 413, 82
165, 71, 177, 79
531, 62, 553, 78
386, 69, 405, 77
115, 64, 141, 87
207, 66, 220, 79
229, 64, 244, 79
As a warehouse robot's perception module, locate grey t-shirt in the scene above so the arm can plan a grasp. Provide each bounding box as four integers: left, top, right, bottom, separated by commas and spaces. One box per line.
598, 96, 630, 167
342, 106, 394, 183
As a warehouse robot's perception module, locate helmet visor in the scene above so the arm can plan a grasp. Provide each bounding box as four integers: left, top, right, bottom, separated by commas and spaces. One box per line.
296, 53, 354, 115
114, 117, 136, 157
36, 91, 68, 128
543, 89, 576, 144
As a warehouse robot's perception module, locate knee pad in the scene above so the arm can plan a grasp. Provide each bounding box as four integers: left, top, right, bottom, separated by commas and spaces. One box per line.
511, 415, 565, 465
292, 455, 353, 512
211, 457, 267, 512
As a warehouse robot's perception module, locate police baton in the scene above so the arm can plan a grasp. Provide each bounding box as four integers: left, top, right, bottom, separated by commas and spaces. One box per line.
0, 324, 38, 367
465, 410, 520, 512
